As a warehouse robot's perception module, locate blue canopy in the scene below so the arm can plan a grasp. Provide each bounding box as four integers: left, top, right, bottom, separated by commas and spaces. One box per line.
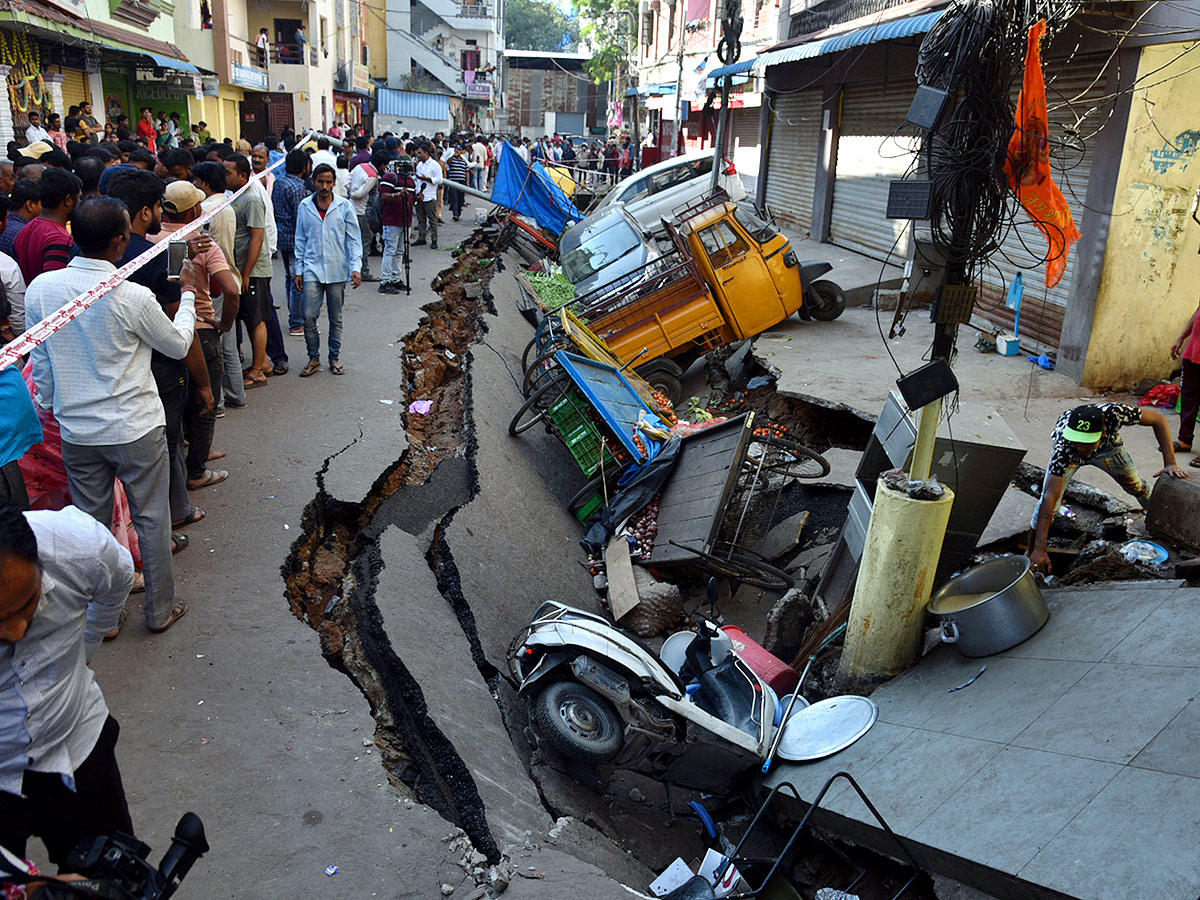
491, 143, 582, 235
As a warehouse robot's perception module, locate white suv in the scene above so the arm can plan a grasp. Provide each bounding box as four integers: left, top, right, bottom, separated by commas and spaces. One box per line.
593, 150, 747, 231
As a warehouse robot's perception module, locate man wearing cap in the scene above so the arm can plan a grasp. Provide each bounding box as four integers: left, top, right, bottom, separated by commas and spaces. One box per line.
1027, 403, 1189, 573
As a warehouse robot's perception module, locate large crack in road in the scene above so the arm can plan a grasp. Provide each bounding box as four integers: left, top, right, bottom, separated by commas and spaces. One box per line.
282, 236, 506, 867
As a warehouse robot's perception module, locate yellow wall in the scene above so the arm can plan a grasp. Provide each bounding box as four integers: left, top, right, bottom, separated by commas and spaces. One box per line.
365, 0, 386, 81
188, 84, 245, 142
1086, 41, 1200, 389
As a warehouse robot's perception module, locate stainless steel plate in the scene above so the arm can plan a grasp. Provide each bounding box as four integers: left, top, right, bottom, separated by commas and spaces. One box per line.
775, 695, 879, 762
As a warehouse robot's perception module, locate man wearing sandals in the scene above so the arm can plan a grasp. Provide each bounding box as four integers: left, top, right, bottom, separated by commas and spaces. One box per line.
0, 504, 137, 866
293, 164, 361, 378
1027, 403, 1189, 574
24, 197, 192, 632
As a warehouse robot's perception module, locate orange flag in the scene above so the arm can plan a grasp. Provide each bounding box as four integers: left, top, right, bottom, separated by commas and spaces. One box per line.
1004, 19, 1081, 288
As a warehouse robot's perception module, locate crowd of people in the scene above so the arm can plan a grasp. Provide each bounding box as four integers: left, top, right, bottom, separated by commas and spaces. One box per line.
0, 122, 525, 887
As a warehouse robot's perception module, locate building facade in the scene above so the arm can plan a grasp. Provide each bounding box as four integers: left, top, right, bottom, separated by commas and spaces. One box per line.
501, 50, 603, 139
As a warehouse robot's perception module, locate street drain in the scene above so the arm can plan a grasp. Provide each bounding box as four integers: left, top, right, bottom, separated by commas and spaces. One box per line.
282, 237, 504, 865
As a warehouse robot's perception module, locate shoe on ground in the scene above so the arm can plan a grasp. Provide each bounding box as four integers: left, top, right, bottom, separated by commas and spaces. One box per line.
412, 239, 427, 246
149, 602, 187, 633
131, 571, 146, 593
215, 408, 226, 418
225, 397, 248, 409
362, 273, 381, 282
379, 283, 400, 294
104, 606, 129, 641
431, 241, 438, 250
289, 327, 304, 336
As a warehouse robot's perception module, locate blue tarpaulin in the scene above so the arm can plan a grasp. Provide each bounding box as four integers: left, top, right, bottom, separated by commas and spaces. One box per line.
491, 143, 582, 235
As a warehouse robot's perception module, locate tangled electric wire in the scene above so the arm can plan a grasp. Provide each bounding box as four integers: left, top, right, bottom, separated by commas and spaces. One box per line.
914, 0, 1084, 281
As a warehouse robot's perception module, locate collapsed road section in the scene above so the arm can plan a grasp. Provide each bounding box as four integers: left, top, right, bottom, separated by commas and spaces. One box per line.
282, 237, 504, 866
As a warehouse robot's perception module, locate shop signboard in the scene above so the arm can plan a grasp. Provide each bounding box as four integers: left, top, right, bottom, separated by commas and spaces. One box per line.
351, 63, 371, 95
465, 81, 492, 101
232, 63, 268, 91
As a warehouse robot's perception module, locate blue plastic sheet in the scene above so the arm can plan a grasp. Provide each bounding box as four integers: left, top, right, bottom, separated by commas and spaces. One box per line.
490, 143, 582, 235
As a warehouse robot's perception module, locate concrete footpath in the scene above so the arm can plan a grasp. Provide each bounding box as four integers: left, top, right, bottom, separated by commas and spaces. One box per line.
750, 305, 1192, 498
765, 580, 1200, 900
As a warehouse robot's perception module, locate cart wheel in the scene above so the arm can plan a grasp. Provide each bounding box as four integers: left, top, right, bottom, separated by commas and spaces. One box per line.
533, 680, 624, 764
509, 378, 565, 436
522, 346, 567, 397
743, 436, 830, 482
520, 336, 539, 373
805, 280, 845, 321
635, 365, 682, 406
712, 553, 794, 591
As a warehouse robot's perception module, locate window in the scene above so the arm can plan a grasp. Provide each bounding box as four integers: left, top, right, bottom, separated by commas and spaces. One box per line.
699, 221, 748, 268
649, 162, 696, 193
641, 11, 653, 45
361, 44, 369, 65
619, 175, 652, 203
733, 204, 778, 243
461, 48, 480, 70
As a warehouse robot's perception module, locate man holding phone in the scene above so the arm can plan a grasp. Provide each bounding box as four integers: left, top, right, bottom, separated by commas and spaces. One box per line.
412, 143, 442, 249
293, 163, 361, 377
157, 181, 240, 491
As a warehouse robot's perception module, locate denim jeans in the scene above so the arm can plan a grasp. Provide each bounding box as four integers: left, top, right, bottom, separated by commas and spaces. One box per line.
303, 280, 345, 363
281, 247, 304, 330
448, 182, 465, 219
470, 168, 484, 192
1032, 442, 1151, 529
356, 214, 373, 275
382, 225, 404, 284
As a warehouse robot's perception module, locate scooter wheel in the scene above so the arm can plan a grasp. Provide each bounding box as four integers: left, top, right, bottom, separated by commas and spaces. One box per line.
533, 680, 624, 764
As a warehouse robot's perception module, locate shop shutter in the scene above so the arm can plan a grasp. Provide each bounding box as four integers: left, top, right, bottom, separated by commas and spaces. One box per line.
57, 67, 89, 111
763, 88, 821, 235
829, 79, 920, 260
972, 57, 1112, 351
728, 106, 761, 195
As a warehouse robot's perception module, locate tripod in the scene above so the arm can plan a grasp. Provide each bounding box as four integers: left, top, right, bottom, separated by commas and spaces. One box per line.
401, 200, 412, 296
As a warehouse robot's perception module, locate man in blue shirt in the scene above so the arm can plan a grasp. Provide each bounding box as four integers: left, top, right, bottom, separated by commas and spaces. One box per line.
272, 149, 311, 335
293, 164, 361, 377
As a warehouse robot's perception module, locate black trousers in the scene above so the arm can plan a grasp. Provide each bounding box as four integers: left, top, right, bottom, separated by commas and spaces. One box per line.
184, 329, 222, 481
0, 715, 133, 868
0, 458, 29, 509
1180, 357, 1199, 446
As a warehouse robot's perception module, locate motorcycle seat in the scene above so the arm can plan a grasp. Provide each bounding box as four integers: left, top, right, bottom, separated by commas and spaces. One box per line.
693, 656, 760, 737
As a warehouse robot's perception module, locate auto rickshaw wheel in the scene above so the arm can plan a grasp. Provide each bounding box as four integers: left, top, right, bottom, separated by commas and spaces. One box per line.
533, 680, 624, 764
805, 279, 846, 321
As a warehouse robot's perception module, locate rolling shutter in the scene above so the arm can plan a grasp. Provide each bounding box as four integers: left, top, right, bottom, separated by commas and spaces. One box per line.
729, 106, 761, 195
763, 88, 821, 235
829, 80, 920, 260
57, 67, 88, 111
972, 57, 1111, 351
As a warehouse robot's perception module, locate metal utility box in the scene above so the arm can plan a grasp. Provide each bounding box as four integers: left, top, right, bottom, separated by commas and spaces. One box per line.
817, 392, 1027, 606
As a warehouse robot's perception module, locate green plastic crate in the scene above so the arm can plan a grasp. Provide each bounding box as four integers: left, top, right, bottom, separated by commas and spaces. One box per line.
548, 392, 619, 477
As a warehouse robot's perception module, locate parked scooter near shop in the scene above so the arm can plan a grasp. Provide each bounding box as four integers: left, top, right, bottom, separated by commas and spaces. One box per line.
507, 589, 783, 795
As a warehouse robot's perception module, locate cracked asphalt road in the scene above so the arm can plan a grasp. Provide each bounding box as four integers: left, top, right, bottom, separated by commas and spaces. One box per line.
82, 212, 650, 899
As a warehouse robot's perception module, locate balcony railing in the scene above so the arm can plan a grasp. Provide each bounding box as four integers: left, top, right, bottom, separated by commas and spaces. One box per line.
269, 43, 319, 66
457, 1, 492, 16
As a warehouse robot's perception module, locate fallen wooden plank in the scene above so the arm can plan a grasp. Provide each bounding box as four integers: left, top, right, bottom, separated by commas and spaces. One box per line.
606, 537, 641, 621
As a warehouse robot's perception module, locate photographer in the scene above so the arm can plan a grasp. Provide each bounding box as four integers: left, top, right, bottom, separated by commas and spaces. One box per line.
378, 154, 415, 294
0, 503, 135, 869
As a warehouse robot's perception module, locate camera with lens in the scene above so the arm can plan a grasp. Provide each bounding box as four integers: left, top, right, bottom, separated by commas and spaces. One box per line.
1, 813, 208, 900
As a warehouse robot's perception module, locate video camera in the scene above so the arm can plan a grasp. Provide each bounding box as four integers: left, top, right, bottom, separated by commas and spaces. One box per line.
394, 156, 415, 177
0, 813, 208, 900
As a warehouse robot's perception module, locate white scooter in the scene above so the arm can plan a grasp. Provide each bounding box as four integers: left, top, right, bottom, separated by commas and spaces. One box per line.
507, 598, 781, 794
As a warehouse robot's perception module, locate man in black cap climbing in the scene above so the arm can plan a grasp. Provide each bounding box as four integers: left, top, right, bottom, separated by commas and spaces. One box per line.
1027, 403, 1189, 573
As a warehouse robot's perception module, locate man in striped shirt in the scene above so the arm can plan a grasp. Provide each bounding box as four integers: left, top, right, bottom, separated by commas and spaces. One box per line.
14, 169, 79, 285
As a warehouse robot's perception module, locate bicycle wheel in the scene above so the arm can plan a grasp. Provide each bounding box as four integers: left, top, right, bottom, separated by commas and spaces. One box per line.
743, 435, 830, 481
710, 552, 794, 591
509, 376, 568, 436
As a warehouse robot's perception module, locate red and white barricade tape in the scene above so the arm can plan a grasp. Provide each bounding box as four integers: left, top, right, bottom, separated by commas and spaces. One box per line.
0, 130, 316, 372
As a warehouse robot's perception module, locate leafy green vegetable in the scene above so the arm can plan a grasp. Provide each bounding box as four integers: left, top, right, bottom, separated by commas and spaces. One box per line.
527, 271, 579, 314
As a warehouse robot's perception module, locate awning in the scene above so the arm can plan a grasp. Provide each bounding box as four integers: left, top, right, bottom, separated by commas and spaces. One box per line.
625, 82, 677, 98
143, 51, 199, 74
708, 8, 944, 81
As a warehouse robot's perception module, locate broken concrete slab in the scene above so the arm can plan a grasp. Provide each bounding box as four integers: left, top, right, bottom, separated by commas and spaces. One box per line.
977, 488, 1040, 547
812, 447, 864, 490
758, 510, 810, 562
605, 538, 640, 621
1147, 472, 1200, 552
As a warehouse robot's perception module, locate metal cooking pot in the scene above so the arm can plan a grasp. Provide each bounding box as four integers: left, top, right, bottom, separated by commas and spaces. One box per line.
927, 556, 1049, 657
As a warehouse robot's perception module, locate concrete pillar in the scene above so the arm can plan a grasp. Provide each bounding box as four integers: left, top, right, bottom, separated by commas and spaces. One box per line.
810, 83, 840, 244
840, 480, 955, 679
87, 71, 105, 118
0, 66, 14, 148
42, 72, 64, 117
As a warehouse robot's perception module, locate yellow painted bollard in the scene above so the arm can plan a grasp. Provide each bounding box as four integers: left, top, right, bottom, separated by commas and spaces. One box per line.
840, 480, 955, 679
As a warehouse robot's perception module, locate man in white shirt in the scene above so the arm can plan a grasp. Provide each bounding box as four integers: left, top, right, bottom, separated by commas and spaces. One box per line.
347, 152, 379, 280
413, 143, 443, 250
23, 112, 50, 146
469, 135, 488, 192
24, 196, 195, 634
0, 504, 134, 866
310, 137, 339, 171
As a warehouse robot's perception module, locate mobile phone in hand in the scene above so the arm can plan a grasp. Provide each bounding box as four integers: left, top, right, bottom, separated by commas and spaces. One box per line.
167, 239, 187, 281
